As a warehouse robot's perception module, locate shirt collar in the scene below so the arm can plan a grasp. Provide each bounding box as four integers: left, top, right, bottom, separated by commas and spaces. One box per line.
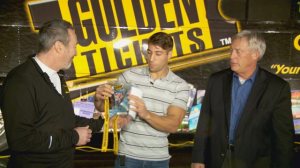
233, 67, 258, 83
145, 67, 172, 81
33, 56, 57, 76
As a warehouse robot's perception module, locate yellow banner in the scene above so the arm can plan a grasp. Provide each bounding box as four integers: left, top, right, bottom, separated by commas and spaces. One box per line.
26, 0, 238, 78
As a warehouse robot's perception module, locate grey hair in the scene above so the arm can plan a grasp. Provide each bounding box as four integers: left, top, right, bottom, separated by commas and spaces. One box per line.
38, 19, 74, 53
232, 30, 266, 60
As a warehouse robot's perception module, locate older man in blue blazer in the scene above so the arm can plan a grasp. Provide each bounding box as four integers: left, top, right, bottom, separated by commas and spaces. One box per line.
191, 30, 295, 168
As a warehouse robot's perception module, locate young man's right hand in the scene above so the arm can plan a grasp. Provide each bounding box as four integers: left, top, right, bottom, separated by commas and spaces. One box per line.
94, 84, 114, 111
95, 84, 114, 101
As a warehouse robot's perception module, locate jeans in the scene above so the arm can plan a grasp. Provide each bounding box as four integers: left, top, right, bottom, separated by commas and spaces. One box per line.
114, 155, 169, 168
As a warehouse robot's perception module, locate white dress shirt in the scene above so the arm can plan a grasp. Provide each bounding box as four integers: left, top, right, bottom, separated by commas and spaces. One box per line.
34, 56, 62, 94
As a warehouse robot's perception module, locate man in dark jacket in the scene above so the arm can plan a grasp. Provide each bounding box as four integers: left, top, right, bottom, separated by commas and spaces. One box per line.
191, 30, 295, 168
0, 19, 104, 168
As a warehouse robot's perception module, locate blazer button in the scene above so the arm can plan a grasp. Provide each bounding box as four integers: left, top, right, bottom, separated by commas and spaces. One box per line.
221, 153, 225, 157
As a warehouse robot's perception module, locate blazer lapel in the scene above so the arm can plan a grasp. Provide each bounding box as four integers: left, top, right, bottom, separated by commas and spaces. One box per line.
235, 68, 268, 139
223, 70, 233, 130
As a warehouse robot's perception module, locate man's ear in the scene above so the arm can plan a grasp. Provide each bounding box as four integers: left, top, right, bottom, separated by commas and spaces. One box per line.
252, 49, 260, 61
53, 41, 64, 54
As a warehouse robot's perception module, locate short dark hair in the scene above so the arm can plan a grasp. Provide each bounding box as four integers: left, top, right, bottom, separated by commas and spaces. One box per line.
148, 32, 173, 51
38, 19, 74, 53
